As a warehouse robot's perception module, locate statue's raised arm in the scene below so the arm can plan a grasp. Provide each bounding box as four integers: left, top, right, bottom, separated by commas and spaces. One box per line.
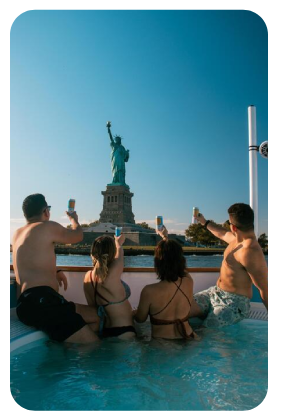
106, 121, 114, 145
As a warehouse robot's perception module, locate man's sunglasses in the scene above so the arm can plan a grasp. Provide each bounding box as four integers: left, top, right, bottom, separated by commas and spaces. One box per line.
227, 220, 237, 228
43, 205, 51, 212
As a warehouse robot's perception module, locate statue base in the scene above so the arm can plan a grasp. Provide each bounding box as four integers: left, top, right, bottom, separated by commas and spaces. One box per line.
107, 182, 129, 189
99, 184, 135, 224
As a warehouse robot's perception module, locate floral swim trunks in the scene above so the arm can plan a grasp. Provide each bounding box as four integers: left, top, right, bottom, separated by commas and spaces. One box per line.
194, 286, 251, 328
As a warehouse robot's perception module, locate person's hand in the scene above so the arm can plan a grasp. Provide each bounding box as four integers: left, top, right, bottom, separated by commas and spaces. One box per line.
156, 225, 168, 240
115, 233, 125, 246
66, 211, 79, 223
192, 331, 201, 341
196, 213, 207, 226
57, 270, 68, 291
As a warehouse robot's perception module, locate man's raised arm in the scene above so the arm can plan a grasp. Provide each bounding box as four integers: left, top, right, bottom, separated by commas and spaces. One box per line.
197, 213, 235, 244
50, 211, 83, 244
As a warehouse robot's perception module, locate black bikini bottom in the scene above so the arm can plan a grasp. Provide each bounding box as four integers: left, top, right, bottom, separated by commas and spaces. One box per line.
102, 325, 136, 338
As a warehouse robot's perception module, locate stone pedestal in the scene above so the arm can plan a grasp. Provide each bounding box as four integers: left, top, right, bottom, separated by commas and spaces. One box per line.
99, 184, 135, 224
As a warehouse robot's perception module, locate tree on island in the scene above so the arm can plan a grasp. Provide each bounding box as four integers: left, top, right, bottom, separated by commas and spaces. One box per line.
258, 233, 268, 250
88, 220, 100, 227
136, 222, 155, 231
66, 220, 99, 229
185, 222, 228, 247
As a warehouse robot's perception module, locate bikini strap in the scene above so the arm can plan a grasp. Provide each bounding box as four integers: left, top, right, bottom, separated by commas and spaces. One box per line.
175, 318, 195, 340
173, 279, 192, 307
150, 314, 195, 340
90, 270, 110, 305
151, 277, 183, 317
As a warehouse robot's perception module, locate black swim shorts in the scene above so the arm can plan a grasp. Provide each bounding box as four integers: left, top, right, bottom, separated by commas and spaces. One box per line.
16, 286, 87, 342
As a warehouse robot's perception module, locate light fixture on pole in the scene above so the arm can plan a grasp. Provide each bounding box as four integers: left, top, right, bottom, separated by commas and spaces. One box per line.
248, 105, 268, 237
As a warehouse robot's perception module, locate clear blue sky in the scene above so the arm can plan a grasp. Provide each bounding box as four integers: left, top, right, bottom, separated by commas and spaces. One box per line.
10, 10, 268, 238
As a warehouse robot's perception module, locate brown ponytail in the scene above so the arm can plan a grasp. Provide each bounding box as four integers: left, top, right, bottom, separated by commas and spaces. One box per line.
91, 236, 116, 283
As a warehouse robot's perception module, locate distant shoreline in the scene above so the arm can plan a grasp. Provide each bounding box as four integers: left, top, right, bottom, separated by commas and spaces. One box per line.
55, 247, 224, 256
9, 246, 268, 257
53, 246, 267, 256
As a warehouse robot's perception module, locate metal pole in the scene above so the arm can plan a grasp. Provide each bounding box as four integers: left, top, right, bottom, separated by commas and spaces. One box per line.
248, 105, 259, 237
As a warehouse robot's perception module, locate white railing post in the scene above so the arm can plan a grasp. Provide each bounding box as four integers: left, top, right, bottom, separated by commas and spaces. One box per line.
248, 105, 259, 237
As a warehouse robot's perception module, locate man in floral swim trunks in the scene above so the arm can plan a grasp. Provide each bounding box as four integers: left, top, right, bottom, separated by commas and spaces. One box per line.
189, 203, 268, 327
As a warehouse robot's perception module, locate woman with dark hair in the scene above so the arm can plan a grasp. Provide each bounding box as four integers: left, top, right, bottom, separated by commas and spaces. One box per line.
134, 227, 197, 340
83, 234, 136, 339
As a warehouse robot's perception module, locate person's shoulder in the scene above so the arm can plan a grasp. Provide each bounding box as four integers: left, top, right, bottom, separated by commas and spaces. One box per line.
84, 270, 93, 284
11, 229, 20, 248
244, 238, 263, 253
240, 240, 264, 263
12, 226, 22, 240
46, 221, 62, 228
13, 223, 35, 241
183, 273, 193, 284
43, 221, 65, 232
141, 283, 155, 295
37, 221, 65, 239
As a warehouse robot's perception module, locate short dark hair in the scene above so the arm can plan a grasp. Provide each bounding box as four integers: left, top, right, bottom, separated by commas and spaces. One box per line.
228, 203, 254, 232
22, 194, 48, 219
154, 239, 187, 282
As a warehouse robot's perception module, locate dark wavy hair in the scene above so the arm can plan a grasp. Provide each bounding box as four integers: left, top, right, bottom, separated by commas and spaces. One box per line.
154, 239, 187, 282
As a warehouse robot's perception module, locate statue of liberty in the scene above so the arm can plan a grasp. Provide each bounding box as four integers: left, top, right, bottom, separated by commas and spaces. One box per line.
106, 121, 130, 186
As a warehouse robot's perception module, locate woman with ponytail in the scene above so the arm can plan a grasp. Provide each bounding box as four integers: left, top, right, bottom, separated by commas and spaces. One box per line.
83, 234, 136, 339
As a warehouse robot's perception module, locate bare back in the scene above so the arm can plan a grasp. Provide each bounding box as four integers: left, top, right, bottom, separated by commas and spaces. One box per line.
217, 238, 267, 298
145, 275, 194, 339
12, 222, 58, 294
84, 260, 134, 328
